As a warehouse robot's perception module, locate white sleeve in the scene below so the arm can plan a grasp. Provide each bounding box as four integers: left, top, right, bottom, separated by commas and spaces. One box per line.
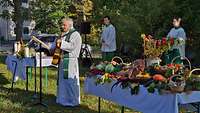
60, 32, 81, 52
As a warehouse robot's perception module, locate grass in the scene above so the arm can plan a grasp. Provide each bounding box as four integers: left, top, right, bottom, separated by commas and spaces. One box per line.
0, 54, 136, 113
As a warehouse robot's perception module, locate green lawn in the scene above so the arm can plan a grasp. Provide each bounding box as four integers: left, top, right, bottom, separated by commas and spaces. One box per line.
0, 55, 136, 113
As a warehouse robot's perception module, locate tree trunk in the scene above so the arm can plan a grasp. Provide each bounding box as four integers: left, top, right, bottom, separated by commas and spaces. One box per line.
13, 0, 23, 41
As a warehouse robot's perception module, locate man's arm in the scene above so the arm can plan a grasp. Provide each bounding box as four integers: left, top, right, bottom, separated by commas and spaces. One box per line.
60, 32, 81, 52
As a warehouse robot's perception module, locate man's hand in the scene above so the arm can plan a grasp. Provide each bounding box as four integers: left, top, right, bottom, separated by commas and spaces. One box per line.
56, 39, 62, 47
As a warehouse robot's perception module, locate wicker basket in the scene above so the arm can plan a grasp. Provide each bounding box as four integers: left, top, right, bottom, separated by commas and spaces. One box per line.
111, 56, 124, 64
189, 68, 200, 80
168, 56, 191, 92
171, 56, 191, 70
168, 74, 186, 92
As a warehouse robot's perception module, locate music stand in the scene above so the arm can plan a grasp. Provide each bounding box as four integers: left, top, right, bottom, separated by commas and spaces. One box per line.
31, 36, 49, 107
33, 44, 47, 107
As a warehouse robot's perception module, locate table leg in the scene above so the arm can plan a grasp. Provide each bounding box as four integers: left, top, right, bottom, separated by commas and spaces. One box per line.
26, 67, 29, 91
57, 65, 59, 86
45, 67, 48, 88
98, 97, 101, 113
121, 106, 125, 113
29, 67, 32, 80
34, 58, 37, 96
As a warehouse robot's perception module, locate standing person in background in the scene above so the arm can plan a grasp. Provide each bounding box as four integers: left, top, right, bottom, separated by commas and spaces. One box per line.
101, 16, 116, 61
55, 17, 82, 107
167, 17, 186, 57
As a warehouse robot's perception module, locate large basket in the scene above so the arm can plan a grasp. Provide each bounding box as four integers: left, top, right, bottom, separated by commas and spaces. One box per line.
168, 56, 191, 92
171, 56, 191, 70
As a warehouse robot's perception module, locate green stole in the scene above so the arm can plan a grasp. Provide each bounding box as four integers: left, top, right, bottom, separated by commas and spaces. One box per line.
63, 29, 76, 79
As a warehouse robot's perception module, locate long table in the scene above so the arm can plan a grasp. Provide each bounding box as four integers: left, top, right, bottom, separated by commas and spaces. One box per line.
84, 77, 200, 113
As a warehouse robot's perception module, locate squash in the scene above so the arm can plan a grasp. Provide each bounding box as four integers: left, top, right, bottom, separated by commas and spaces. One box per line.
136, 72, 151, 78
105, 63, 122, 73
105, 64, 115, 73
96, 63, 106, 71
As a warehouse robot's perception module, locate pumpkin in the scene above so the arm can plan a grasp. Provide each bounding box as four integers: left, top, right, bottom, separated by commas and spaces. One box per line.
153, 74, 166, 81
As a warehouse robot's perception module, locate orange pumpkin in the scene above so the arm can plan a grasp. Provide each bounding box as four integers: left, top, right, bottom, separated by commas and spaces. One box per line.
153, 74, 166, 81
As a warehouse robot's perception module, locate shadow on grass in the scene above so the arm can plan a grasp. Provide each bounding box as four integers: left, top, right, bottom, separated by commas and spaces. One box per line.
0, 86, 99, 113
0, 73, 10, 85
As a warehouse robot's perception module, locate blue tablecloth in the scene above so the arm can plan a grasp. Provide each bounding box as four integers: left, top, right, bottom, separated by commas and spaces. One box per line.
84, 77, 200, 113
6, 55, 35, 80
5, 55, 54, 80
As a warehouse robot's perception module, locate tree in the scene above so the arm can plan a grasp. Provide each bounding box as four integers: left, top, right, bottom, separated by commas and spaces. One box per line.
30, 0, 93, 34
0, 0, 23, 41
13, 0, 23, 41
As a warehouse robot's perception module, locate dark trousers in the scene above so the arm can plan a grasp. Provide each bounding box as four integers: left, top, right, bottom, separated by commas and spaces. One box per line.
102, 51, 115, 61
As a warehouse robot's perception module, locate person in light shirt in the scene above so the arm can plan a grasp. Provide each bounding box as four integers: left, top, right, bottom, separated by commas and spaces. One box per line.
101, 16, 116, 61
167, 17, 186, 57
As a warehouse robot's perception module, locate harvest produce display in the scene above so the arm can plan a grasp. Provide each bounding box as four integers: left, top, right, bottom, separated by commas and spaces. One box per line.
86, 34, 200, 95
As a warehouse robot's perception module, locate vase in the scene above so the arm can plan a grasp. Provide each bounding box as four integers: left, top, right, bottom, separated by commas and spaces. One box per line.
146, 57, 161, 67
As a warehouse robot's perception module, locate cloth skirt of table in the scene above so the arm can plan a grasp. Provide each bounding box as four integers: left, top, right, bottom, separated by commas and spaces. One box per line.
84, 77, 200, 113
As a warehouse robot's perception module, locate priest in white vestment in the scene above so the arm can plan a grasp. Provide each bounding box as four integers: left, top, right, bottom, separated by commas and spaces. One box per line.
55, 17, 82, 106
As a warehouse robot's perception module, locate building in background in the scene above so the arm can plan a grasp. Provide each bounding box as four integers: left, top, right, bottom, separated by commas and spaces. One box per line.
0, 0, 35, 41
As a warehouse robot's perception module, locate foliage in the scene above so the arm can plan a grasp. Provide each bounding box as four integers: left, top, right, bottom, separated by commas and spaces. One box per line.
1, 0, 200, 64
29, 0, 68, 34
0, 10, 11, 20
91, 0, 200, 62
29, 0, 94, 34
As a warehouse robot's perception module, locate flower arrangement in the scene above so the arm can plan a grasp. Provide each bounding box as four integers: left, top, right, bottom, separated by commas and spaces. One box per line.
141, 34, 184, 59
141, 34, 172, 59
